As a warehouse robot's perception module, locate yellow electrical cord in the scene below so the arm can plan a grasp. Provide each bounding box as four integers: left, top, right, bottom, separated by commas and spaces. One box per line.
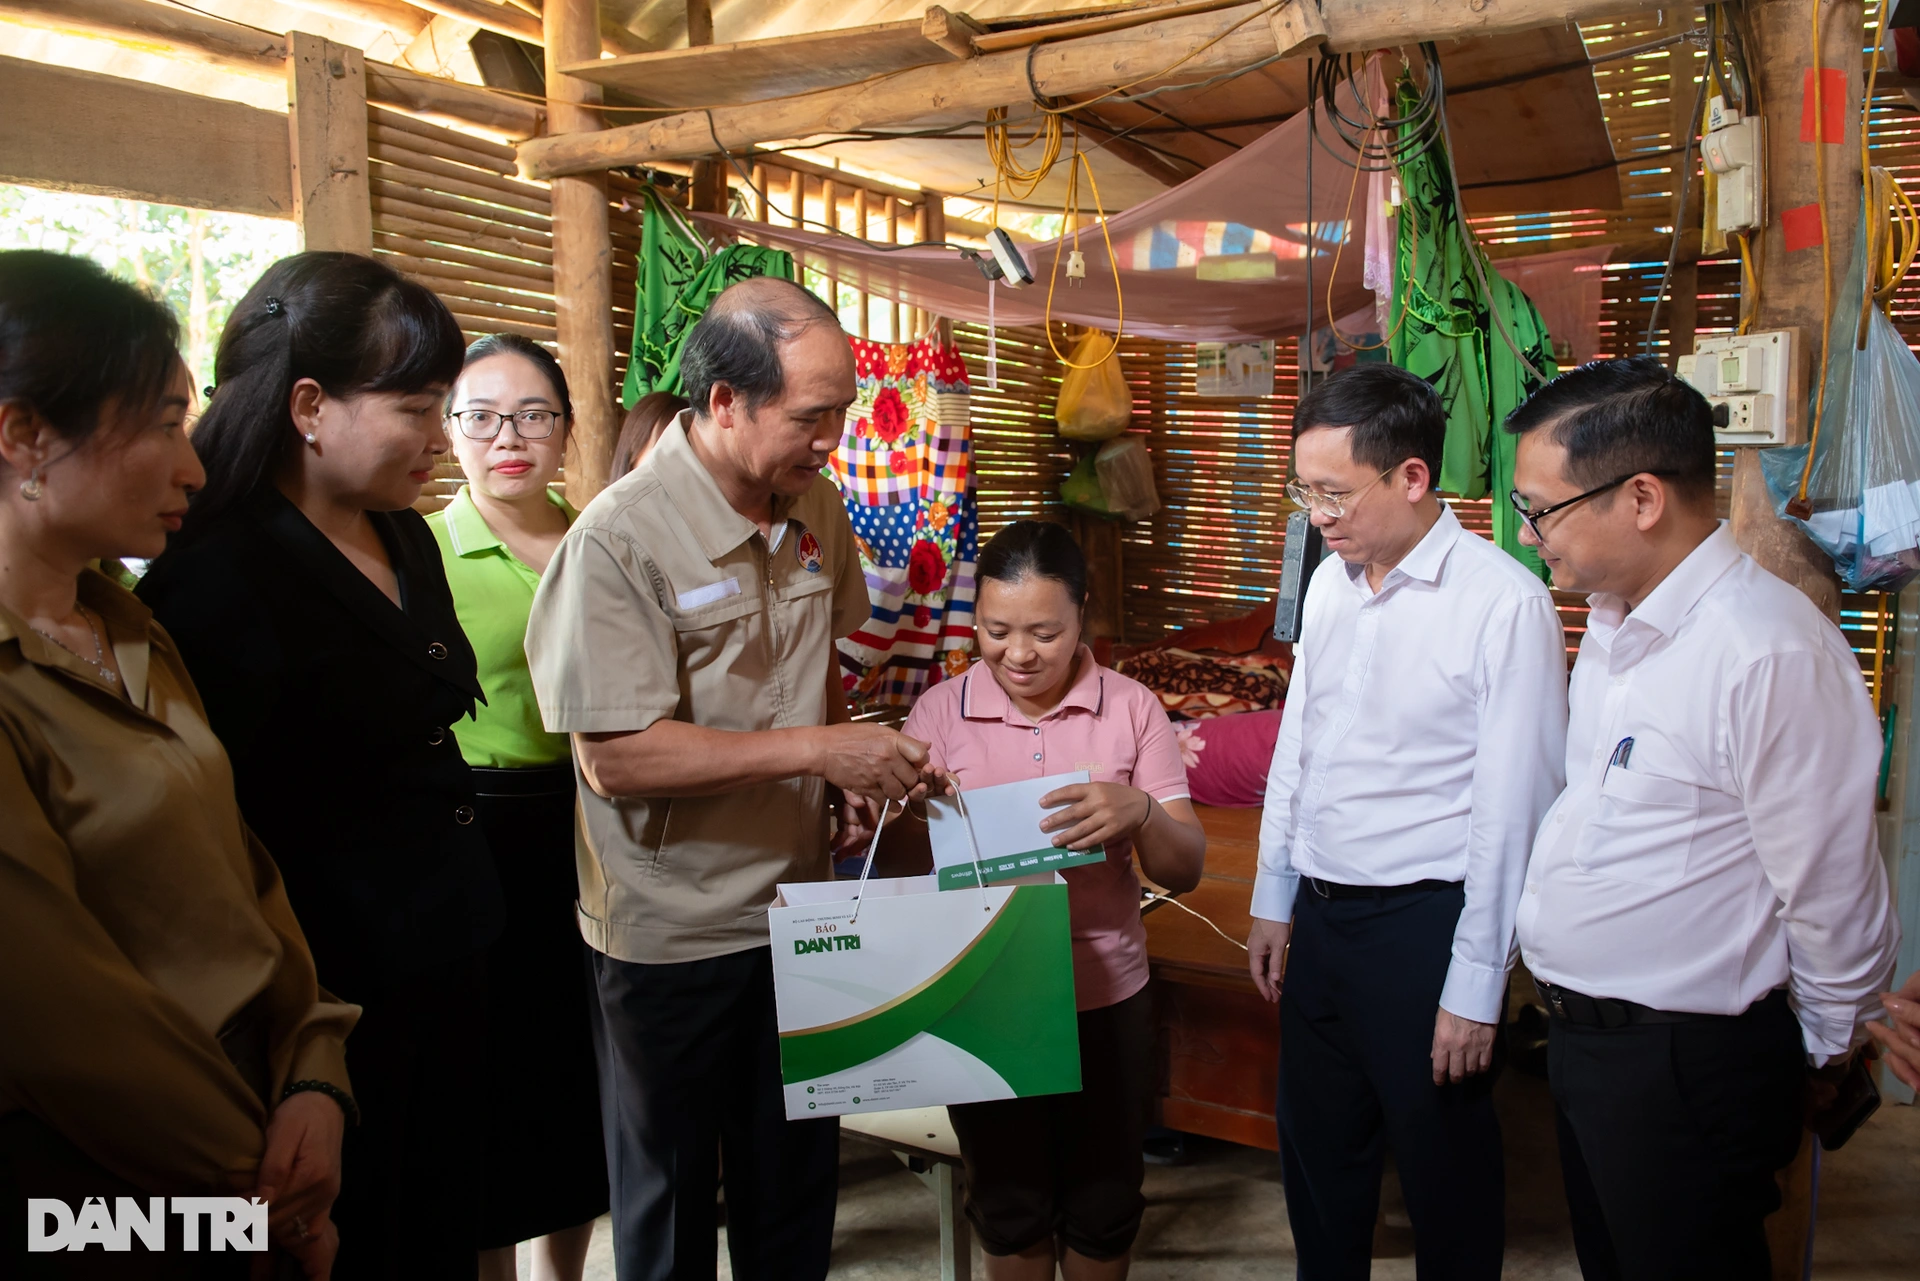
1325, 112, 1415, 352
984, 105, 1063, 216
1735, 229, 1761, 335
1795, 0, 1837, 509
1044, 127, 1124, 369
1858, 0, 1920, 347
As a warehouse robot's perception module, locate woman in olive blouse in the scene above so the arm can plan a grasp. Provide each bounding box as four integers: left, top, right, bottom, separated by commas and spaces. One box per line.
0, 251, 355, 1277
427, 335, 605, 1281
138, 253, 500, 1280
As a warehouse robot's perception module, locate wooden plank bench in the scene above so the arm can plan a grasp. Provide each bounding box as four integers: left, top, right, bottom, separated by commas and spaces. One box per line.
840, 1106, 971, 1281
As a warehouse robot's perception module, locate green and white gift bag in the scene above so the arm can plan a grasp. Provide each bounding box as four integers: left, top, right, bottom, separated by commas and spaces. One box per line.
769, 789, 1082, 1118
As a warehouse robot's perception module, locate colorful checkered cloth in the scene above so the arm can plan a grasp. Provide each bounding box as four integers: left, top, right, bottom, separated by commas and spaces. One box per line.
830, 335, 978, 708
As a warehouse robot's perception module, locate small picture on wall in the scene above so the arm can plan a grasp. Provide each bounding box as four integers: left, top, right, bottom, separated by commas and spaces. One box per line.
1195, 341, 1275, 398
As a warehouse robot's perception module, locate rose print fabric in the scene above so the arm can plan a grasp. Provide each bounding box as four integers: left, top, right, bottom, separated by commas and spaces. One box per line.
829, 334, 978, 707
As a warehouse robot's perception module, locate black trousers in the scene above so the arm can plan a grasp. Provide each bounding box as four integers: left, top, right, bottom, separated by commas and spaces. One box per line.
590, 945, 839, 1281
1548, 989, 1804, 1281
1276, 882, 1503, 1280
948, 986, 1154, 1260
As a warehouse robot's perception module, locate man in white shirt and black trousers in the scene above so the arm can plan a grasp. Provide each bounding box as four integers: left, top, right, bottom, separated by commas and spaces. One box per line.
1508, 355, 1900, 1280
1248, 364, 1569, 1278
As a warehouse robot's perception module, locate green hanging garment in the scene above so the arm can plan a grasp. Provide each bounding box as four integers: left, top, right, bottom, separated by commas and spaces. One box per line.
1386, 76, 1557, 579
623, 187, 797, 408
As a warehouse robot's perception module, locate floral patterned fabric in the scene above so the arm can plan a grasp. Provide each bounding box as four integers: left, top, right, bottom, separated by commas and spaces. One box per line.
830, 335, 978, 707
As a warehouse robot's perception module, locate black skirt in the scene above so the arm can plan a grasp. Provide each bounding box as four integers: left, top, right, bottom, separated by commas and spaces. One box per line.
471, 763, 609, 1249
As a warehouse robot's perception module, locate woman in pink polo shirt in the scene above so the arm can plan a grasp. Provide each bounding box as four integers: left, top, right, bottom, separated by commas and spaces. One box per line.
900, 519, 1206, 1280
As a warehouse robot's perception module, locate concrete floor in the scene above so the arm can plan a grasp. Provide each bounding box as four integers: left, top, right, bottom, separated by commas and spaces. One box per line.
532, 1072, 1920, 1279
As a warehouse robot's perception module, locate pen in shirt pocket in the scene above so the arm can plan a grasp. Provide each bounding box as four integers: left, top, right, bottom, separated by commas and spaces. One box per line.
1603, 736, 1634, 784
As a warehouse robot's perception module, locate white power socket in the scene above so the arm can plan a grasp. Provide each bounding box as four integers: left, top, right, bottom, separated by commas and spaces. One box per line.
1701, 96, 1763, 233
1675, 329, 1794, 445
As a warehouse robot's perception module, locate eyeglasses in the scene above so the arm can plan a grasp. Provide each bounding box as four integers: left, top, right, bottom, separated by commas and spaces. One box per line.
446, 408, 562, 440
1285, 465, 1399, 519
1508, 470, 1678, 544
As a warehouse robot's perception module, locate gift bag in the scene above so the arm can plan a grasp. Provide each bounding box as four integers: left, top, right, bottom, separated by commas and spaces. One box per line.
769, 793, 1081, 1119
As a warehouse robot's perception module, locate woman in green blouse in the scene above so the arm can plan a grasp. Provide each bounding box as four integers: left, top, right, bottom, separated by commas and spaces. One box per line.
426, 334, 605, 1281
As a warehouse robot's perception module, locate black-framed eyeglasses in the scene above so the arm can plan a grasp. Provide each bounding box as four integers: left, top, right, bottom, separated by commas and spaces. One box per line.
1508, 470, 1678, 542
446, 408, 563, 440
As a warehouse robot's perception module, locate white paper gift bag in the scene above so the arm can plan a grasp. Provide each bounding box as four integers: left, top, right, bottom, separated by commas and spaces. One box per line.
769, 793, 1081, 1119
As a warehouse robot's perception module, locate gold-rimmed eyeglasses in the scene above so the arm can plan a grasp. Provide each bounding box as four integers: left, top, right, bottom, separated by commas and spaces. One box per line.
1284, 465, 1399, 519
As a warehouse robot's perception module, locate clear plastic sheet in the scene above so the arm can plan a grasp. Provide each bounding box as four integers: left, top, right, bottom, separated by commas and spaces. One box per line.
1764, 239, 1920, 592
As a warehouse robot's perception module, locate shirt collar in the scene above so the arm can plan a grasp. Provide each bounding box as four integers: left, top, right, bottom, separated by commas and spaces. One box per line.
960, 645, 1104, 724
1584, 522, 1739, 645
650, 410, 801, 562
442, 483, 575, 558
1341, 503, 1462, 594
0, 566, 154, 703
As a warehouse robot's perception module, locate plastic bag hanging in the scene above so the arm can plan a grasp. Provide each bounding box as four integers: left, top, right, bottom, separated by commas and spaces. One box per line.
1763, 224, 1920, 591
1054, 331, 1131, 441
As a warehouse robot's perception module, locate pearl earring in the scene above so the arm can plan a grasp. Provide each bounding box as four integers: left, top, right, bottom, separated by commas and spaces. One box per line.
19, 468, 42, 501
304, 433, 318, 446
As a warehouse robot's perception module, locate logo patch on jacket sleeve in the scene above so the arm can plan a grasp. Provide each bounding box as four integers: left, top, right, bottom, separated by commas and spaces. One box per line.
795, 528, 824, 573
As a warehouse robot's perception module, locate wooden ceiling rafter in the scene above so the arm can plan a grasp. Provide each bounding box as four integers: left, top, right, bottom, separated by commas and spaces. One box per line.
517, 0, 1670, 179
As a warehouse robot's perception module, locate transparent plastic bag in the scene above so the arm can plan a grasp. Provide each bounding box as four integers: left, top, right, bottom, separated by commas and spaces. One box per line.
1763, 259, 1920, 592
1055, 333, 1132, 441
1095, 436, 1161, 520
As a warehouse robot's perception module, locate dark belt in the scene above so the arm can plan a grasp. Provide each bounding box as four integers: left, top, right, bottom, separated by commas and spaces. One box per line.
1536, 981, 1789, 1029
1304, 876, 1460, 900
469, 761, 576, 799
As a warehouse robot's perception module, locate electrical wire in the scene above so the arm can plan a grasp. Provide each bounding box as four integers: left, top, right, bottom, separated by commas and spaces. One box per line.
1043, 127, 1124, 369
1426, 43, 1554, 386
1309, 46, 1444, 172
1644, 54, 1711, 355
1140, 891, 1249, 952
1859, 0, 1919, 348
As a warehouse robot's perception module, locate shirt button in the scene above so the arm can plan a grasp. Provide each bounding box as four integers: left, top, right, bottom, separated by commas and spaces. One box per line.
428, 727, 445, 746
454, 805, 475, 825
427, 641, 449, 660
1032, 727, 1041, 736
1529, 883, 1539, 894
1032, 752, 1042, 761
1612, 675, 1626, 686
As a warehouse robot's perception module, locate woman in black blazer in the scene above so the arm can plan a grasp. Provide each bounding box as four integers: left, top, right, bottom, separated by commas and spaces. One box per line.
139, 253, 501, 1280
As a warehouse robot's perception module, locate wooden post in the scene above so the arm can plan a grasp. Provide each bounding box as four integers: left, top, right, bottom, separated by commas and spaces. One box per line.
821, 178, 841, 319
1727, 0, 1860, 625
924, 196, 949, 347
1738, 3, 1864, 1269
545, 0, 616, 504
853, 188, 871, 339
286, 32, 372, 254
887, 197, 903, 342
685, 0, 713, 49
912, 200, 929, 339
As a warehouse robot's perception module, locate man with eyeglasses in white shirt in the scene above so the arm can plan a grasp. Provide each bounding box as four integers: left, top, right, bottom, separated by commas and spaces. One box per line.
1248, 364, 1568, 1279
1507, 356, 1900, 1281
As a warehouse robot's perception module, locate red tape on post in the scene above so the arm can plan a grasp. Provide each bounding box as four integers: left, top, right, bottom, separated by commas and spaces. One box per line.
1800, 66, 1847, 144
1782, 203, 1825, 253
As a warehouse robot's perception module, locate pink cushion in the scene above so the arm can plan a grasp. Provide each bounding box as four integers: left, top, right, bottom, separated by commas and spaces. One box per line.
1174, 709, 1283, 808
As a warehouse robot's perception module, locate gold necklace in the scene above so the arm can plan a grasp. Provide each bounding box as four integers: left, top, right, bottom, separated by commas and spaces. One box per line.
33, 605, 118, 686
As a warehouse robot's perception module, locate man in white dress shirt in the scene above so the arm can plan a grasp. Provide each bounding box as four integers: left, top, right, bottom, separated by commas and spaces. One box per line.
1507, 356, 1900, 1280
1247, 365, 1568, 1279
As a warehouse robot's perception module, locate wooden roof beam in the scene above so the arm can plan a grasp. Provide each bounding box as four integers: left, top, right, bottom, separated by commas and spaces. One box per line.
0, 0, 542, 136
517, 0, 1670, 179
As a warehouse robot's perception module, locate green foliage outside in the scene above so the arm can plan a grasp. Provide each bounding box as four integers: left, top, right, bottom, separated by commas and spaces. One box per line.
0, 185, 299, 395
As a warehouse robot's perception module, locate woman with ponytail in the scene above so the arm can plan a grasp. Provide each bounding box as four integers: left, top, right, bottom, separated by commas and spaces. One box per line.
139, 252, 502, 1279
